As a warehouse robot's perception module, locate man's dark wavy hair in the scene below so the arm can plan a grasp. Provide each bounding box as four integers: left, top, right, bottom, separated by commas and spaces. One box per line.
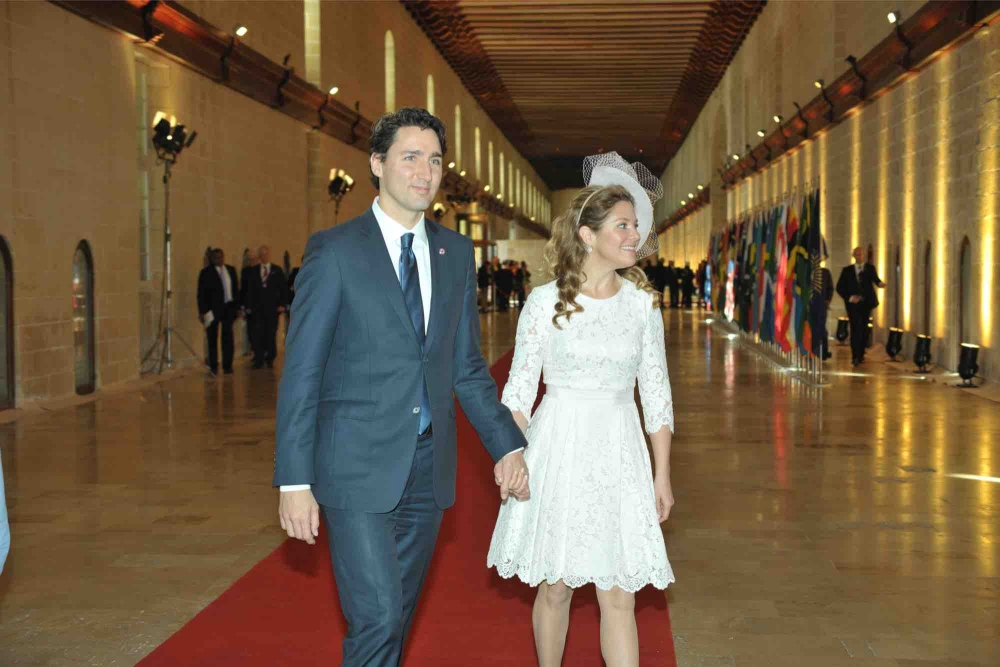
368, 107, 448, 189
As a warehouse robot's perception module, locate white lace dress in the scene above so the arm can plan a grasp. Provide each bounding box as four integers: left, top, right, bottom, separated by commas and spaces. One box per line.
487, 279, 675, 592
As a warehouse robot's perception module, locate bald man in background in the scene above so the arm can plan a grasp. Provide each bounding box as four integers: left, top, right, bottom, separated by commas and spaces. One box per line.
836, 246, 886, 366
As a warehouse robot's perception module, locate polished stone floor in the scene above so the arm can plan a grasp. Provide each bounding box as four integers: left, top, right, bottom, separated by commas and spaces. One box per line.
0, 307, 997, 666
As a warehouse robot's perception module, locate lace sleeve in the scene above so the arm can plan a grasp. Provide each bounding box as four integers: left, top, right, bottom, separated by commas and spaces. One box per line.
637, 299, 674, 434
501, 290, 548, 423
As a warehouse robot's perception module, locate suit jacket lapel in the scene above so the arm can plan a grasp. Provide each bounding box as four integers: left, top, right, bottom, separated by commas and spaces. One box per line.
425, 222, 446, 346
359, 211, 422, 348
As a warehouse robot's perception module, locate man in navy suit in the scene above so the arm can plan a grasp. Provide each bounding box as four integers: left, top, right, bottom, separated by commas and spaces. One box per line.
836, 246, 886, 366
197, 248, 239, 376
275, 108, 530, 666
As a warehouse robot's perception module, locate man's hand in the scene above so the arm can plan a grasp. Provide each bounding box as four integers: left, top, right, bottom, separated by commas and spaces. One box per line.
850, 295, 862, 304
279, 489, 320, 545
494, 450, 530, 502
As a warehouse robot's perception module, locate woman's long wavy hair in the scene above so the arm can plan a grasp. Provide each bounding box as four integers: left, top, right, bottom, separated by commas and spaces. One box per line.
545, 184, 659, 328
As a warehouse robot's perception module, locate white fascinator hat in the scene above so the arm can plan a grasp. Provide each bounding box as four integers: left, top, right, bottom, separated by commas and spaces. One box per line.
577, 152, 664, 261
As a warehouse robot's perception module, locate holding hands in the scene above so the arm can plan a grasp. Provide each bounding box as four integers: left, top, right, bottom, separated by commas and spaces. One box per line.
495, 450, 530, 502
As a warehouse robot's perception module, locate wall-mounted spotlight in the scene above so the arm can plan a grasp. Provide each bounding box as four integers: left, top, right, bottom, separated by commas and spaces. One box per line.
958, 343, 980, 387
888, 10, 900, 24
328, 86, 339, 95
732, 153, 740, 160
459, 170, 467, 177
885, 328, 904, 361
816, 79, 835, 122
680, 200, 687, 206
484, 184, 491, 192
836, 317, 850, 345
913, 334, 932, 372
432, 202, 447, 221
773, 114, 783, 124
793, 101, 809, 138
845, 55, 867, 98
697, 184, 704, 191
328, 167, 355, 223
688, 192, 695, 199
235, 25, 248, 37
756, 129, 765, 138
447, 161, 456, 169
496, 194, 503, 200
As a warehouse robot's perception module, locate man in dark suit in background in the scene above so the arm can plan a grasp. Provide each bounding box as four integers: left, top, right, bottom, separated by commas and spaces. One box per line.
494, 260, 513, 312
243, 244, 287, 368
666, 260, 680, 308
836, 246, 886, 366
680, 261, 696, 308
197, 248, 240, 376
239, 249, 259, 357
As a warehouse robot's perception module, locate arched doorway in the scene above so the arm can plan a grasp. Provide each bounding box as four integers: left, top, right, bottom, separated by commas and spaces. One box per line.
958, 236, 972, 345
72, 241, 96, 395
922, 241, 932, 335
0, 237, 14, 410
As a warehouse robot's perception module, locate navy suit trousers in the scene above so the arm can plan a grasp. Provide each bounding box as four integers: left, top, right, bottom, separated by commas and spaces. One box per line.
322, 434, 443, 667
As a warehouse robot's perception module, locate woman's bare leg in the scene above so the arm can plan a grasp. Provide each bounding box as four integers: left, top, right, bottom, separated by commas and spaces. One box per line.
595, 586, 638, 667
533, 580, 574, 666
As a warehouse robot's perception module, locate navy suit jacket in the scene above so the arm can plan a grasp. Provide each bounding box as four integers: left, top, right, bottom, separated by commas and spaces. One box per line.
836, 263, 882, 310
274, 210, 526, 512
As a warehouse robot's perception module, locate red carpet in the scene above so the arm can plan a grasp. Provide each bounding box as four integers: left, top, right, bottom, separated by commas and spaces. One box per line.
140, 351, 675, 665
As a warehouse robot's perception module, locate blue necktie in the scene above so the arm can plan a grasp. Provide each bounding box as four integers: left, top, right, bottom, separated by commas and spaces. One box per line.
399, 233, 432, 434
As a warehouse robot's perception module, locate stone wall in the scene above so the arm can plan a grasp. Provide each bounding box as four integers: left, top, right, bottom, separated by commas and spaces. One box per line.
658, 0, 999, 377
0, 0, 551, 404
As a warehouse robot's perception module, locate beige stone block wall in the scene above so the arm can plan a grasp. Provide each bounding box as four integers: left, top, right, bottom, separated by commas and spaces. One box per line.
0, 0, 555, 405
658, 0, 999, 379
314, 0, 550, 215
184, 0, 306, 74
0, 1, 139, 401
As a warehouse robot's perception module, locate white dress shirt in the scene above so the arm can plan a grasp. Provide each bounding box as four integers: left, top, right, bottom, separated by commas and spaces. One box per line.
281, 199, 518, 493
372, 197, 433, 330
217, 265, 233, 303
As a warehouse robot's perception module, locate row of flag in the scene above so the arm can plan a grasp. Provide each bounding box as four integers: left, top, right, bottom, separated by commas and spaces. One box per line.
707, 190, 828, 358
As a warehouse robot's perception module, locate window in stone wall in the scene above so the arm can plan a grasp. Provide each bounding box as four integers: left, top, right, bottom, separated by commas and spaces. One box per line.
139, 172, 151, 281
426, 74, 434, 115
73, 241, 96, 396
384, 31, 395, 113
488, 141, 494, 189
135, 59, 152, 281
499, 152, 505, 199
959, 237, 972, 344
508, 163, 513, 204
454, 105, 462, 170
893, 245, 902, 329
0, 236, 13, 410
923, 241, 932, 335
474, 127, 481, 181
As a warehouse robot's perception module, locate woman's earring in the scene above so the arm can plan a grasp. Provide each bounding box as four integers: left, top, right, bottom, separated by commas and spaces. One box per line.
585, 245, 593, 254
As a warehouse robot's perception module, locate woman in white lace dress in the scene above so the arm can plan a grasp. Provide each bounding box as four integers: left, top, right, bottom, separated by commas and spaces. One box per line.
487, 153, 675, 667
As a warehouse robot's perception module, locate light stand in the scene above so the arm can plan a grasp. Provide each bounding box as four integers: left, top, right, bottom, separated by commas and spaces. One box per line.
328, 168, 355, 224
141, 112, 200, 374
